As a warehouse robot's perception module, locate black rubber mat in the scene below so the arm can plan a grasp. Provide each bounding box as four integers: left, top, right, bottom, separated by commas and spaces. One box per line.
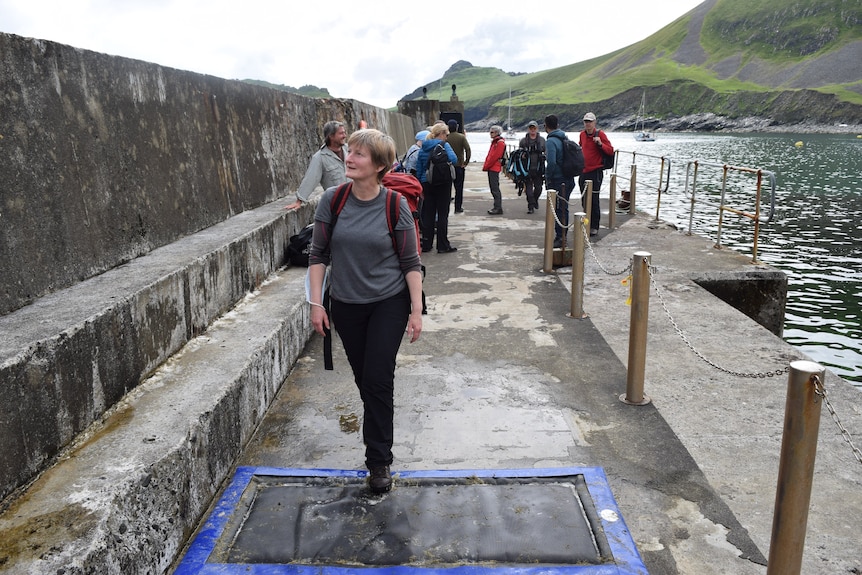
175, 467, 647, 574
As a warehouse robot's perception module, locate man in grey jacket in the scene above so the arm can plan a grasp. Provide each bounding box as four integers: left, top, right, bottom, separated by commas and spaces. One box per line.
284, 120, 350, 209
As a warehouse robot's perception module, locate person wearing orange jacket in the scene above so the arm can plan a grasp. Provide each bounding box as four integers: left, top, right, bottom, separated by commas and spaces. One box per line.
482, 125, 507, 215
579, 112, 614, 236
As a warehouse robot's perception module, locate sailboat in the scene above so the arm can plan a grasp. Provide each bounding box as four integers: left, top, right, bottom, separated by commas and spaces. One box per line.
634, 91, 656, 142
505, 88, 516, 138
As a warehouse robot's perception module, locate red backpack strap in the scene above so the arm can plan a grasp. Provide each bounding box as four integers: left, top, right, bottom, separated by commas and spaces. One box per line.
384, 189, 402, 252
329, 182, 352, 229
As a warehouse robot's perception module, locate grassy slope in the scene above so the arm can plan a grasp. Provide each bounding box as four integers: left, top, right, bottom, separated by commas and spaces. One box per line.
423, 0, 862, 122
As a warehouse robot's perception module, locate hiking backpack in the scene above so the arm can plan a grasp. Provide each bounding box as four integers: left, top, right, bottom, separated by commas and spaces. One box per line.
426, 143, 455, 184
506, 148, 531, 182
550, 133, 585, 178
394, 148, 418, 174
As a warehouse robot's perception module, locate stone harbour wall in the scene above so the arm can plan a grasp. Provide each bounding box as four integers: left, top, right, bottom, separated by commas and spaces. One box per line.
0, 31, 415, 506
0, 31, 414, 317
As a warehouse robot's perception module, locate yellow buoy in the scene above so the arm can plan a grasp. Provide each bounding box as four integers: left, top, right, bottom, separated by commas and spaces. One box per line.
794, 141, 804, 147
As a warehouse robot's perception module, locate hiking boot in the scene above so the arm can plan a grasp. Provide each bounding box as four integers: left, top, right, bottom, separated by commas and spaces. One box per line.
553, 238, 562, 249
368, 465, 392, 494
527, 207, 534, 214
487, 208, 503, 215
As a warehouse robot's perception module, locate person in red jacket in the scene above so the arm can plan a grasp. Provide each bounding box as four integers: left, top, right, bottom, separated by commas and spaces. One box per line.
482, 125, 507, 215
578, 112, 614, 236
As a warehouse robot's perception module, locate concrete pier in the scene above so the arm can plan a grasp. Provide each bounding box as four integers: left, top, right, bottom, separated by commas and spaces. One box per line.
1, 165, 860, 574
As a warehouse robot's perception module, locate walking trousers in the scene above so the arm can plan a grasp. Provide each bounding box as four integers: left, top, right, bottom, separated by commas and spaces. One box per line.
331, 288, 410, 467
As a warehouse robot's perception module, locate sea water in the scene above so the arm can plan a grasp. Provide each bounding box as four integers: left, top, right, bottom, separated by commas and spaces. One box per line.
466, 131, 862, 387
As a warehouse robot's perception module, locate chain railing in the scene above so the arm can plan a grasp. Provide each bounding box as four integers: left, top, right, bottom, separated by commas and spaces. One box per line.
814, 375, 862, 465
580, 221, 631, 276
641, 258, 861, 466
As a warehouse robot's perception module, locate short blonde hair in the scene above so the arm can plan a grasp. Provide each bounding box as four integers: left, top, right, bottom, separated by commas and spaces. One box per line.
429, 123, 450, 139
347, 129, 396, 182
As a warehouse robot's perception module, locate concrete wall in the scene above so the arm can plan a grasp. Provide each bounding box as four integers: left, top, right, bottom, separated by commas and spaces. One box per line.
0, 31, 417, 504
0, 32, 416, 317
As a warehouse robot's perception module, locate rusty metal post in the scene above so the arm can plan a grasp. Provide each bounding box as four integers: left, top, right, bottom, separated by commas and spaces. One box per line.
583, 179, 593, 232
766, 361, 826, 575
621, 251, 651, 405
543, 190, 557, 273
608, 173, 617, 230
569, 212, 587, 319
629, 163, 637, 216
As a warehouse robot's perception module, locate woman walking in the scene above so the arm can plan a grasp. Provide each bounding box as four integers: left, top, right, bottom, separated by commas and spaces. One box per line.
306, 129, 424, 494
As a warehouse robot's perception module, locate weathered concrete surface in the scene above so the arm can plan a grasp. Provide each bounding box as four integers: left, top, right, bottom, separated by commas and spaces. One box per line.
1, 166, 860, 574
0, 199, 316, 504
0, 263, 311, 574
231, 165, 861, 575
0, 31, 414, 317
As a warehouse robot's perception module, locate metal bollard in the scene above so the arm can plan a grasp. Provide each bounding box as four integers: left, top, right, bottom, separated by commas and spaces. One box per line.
621, 251, 651, 405
569, 212, 587, 319
630, 163, 637, 216
583, 179, 593, 232
766, 360, 825, 575
608, 173, 617, 230
543, 190, 557, 273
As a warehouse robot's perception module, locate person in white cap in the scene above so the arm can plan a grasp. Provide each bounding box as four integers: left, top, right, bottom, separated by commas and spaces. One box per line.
579, 112, 614, 236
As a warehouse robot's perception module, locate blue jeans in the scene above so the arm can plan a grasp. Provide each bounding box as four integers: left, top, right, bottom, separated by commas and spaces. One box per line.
547, 178, 576, 240
332, 288, 410, 467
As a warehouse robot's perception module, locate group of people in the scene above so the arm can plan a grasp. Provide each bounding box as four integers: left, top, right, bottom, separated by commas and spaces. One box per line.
482, 113, 614, 247
284, 112, 612, 495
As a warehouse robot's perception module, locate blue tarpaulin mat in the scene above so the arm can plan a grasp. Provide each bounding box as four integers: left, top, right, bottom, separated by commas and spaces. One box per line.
174, 467, 647, 574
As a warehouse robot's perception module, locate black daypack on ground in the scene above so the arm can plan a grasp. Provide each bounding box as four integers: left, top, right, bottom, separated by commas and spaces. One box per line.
550, 133, 585, 178
426, 144, 454, 184
286, 224, 314, 266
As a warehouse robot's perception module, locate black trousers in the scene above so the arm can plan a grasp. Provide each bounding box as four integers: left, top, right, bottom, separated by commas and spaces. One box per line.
579, 169, 604, 230
420, 181, 453, 251
524, 174, 543, 209
332, 288, 410, 468
453, 166, 466, 212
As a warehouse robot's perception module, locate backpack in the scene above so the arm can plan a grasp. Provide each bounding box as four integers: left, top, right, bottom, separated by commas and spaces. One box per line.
322, 177, 427, 369
550, 133, 585, 178
426, 143, 455, 184
506, 148, 531, 182
286, 224, 314, 266
393, 148, 418, 174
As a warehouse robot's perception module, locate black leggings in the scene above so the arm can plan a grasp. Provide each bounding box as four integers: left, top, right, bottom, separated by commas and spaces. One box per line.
332, 288, 410, 467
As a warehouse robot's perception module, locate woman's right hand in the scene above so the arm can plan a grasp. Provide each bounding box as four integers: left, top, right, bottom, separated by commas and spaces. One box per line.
310, 304, 329, 336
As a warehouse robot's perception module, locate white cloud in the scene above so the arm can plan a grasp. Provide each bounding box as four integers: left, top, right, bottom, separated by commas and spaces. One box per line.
0, 0, 705, 108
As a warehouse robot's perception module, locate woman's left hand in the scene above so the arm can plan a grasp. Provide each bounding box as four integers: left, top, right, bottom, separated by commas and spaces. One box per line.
406, 311, 422, 343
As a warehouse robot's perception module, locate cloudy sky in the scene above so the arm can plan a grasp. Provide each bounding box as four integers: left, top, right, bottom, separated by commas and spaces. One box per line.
1, 0, 704, 108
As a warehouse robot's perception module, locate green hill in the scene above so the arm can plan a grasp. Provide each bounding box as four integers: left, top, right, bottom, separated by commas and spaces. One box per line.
401, 0, 862, 131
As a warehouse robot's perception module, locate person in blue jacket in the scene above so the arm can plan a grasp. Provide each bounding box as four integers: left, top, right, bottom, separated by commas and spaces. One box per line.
544, 114, 576, 248
415, 122, 458, 253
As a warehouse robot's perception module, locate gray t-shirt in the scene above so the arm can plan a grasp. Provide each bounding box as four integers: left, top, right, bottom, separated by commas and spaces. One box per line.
310, 185, 419, 304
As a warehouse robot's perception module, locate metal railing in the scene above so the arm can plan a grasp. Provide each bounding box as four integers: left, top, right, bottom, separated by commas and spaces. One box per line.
613, 150, 777, 264
682, 160, 777, 264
